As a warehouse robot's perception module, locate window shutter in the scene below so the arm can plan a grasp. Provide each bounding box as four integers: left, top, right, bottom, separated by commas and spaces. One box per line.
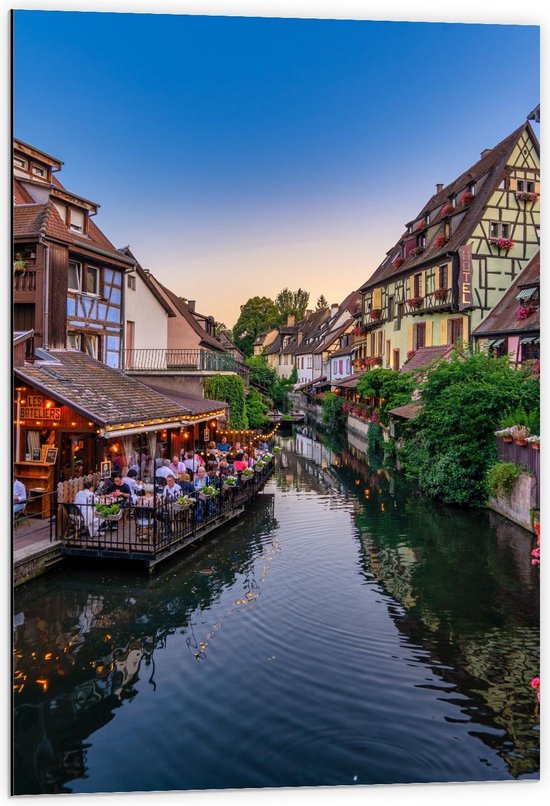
508, 177, 517, 192
535, 181, 541, 194
373, 288, 382, 309
443, 318, 450, 345
407, 325, 414, 353
425, 320, 433, 347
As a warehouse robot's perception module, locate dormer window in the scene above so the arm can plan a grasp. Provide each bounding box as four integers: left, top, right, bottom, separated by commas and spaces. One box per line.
32, 165, 46, 178
14, 156, 27, 169
69, 208, 85, 233
426, 212, 431, 225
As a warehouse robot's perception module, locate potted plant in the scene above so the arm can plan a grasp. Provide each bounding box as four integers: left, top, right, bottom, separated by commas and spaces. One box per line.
460, 191, 473, 205
490, 237, 515, 250
198, 484, 220, 501
369, 308, 382, 321
415, 219, 427, 230
406, 296, 423, 310
516, 191, 539, 203
273, 446, 281, 454
13, 259, 26, 274
176, 495, 195, 510
241, 467, 254, 482
434, 288, 448, 301
510, 425, 530, 446
405, 350, 416, 362
222, 476, 237, 490
515, 304, 537, 321
495, 428, 513, 443
409, 246, 425, 258
392, 256, 405, 270
95, 502, 123, 521
434, 234, 448, 248
526, 435, 540, 451
254, 460, 266, 473
440, 202, 453, 216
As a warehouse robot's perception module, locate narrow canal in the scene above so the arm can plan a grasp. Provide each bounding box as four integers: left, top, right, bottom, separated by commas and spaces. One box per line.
13, 429, 540, 794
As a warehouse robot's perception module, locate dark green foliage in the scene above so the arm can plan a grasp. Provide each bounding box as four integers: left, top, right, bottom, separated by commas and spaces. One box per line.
204, 375, 248, 429
356, 369, 415, 426
322, 392, 346, 430
246, 388, 269, 429
401, 351, 540, 507
232, 297, 281, 357
367, 422, 384, 456
487, 462, 524, 499
245, 355, 279, 391
499, 405, 540, 435
275, 288, 310, 321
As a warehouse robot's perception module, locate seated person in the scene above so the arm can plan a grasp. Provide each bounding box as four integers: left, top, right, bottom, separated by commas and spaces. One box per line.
122, 468, 144, 503
169, 454, 186, 475
193, 466, 211, 490
216, 436, 231, 453
155, 460, 176, 480
183, 451, 205, 475
233, 452, 248, 473
74, 481, 104, 537
13, 476, 26, 516
177, 472, 195, 494
243, 452, 255, 468
217, 457, 231, 478
162, 474, 182, 502
103, 473, 132, 503
229, 441, 242, 460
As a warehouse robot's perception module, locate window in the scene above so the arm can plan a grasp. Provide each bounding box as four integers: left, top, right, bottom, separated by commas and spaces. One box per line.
413, 273, 423, 298
32, 165, 46, 178
413, 323, 426, 350
377, 330, 383, 356
438, 265, 448, 289
489, 222, 510, 239
67, 331, 101, 358
14, 156, 27, 169
53, 202, 67, 224
68, 261, 81, 292
398, 302, 404, 321
370, 333, 376, 356
426, 212, 431, 225
393, 349, 400, 371
127, 274, 136, 291
84, 266, 99, 295
417, 233, 426, 249
69, 208, 85, 233
339, 359, 343, 375
449, 318, 463, 344
387, 296, 395, 321
517, 179, 536, 193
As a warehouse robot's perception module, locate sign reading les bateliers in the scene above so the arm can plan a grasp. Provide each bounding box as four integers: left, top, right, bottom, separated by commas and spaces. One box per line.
20, 395, 62, 421
458, 244, 473, 310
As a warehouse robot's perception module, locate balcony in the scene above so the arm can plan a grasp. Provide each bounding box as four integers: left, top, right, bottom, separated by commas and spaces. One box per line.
125, 349, 249, 383
408, 289, 454, 316
14, 270, 37, 294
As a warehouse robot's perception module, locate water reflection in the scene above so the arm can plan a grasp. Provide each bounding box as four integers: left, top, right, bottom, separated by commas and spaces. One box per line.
284, 428, 540, 779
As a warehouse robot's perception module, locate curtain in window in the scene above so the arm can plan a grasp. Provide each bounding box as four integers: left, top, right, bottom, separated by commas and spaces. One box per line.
26, 430, 40, 457
121, 436, 134, 472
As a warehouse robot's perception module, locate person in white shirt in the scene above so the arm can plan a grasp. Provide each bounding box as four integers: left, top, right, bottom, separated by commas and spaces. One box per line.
183, 451, 204, 475
13, 477, 26, 515
162, 474, 182, 502
122, 469, 143, 503
169, 455, 186, 476
74, 481, 104, 537
155, 460, 176, 480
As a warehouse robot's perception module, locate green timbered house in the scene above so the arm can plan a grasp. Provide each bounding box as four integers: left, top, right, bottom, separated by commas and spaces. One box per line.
358, 120, 540, 371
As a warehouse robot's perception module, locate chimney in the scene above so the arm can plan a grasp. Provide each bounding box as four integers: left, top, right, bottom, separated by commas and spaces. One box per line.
187, 300, 196, 312
330, 303, 339, 316
297, 330, 303, 345
480, 148, 492, 158
305, 309, 313, 318
436, 183, 444, 193
287, 313, 296, 327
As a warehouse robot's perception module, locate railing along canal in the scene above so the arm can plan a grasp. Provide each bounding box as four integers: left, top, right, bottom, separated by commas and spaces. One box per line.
52, 460, 274, 562
125, 348, 249, 383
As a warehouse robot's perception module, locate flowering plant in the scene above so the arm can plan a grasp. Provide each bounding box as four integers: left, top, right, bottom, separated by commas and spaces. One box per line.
460, 191, 473, 205
242, 468, 255, 478
434, 233, 448, 248
440, 202, 453, 216
526, 435, 540, 445
409, 246, 425, 258
434, 288, 448, 301
490, 237, 514, 250
510, 424, 530, 442
515, 304, 537, 320
392, 256, 405, 269
199, 485, 219, 497
516, 191, 539, 203
406, 296, 423, 309
531, 523, 540, 569
369, 309, 382, 320
406, 350, 416, 361
531, 676, 540, 702
415, 219, 427, 230
176, 495, 195, 506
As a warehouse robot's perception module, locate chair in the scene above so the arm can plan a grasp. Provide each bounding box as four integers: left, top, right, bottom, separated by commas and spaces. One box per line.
13, 502, 29, 529
64, 503, 88, 539
134, 506, 155, 541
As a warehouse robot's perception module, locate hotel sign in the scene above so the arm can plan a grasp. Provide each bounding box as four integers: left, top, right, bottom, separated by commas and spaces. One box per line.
458, 244, 473, 310
20, 394, 62, 421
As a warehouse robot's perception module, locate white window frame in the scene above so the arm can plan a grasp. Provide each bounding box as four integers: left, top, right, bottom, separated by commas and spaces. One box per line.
489, 222, 510, 240
32, 165, 46, 178
68, 261, 82, 292
14, 156, 28, 169
68, 261, 100, 296
83, 265, 100, 296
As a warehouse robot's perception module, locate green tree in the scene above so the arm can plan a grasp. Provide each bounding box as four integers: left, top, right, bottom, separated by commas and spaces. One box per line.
245, 355, 278, 394
215, 322, 230, 338
322, 392, 346, 431
232, 296, 280, 357
356, 368, 415, 426
275, 288, 310, 322
316, 294, 329, 310
246, 388, 269, 429
401, 351, 540, 506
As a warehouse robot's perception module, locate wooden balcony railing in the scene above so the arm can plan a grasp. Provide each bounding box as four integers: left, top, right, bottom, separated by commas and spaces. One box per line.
14, 270, 37, 292
125, 348, 249, 382
408, 289, 454, 315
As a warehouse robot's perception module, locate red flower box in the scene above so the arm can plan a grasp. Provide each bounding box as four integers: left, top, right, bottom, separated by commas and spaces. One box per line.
434, 288, 448, 301
515, 304, 537, 320
490, 237, 514, 250
415, 219, 427, 230
434, 234, 448, 248
460, 191, 473, 205
406, 296, 423, 310
516, 191, 539, 203
369, 309, 382, 321
409, 246, 425, 258
440, 202, 453, 217
392, 256, 405, 269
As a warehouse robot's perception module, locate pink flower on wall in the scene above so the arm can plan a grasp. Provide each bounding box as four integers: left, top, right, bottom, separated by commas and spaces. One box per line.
514, 305, 537, 320
490, 237, 515, 250
440, 202, 453, 217
434, 234, 448, 248
392, 256, 405, 269
460, 191, 473, 205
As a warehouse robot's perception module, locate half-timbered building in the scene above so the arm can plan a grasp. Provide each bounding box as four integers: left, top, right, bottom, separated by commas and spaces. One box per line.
13, 139, 135, 367
359, 119, 540, 370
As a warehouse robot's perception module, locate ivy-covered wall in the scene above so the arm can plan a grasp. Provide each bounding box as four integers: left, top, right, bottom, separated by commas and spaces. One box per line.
204, 375, 248, 429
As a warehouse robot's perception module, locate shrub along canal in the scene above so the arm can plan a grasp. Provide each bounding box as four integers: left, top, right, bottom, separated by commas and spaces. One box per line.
12, 429, 539, 794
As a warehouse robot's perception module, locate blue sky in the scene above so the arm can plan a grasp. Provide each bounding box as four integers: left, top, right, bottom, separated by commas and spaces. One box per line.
13, 11, 539, 325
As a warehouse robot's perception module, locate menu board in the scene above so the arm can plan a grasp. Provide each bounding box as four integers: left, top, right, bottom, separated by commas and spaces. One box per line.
40, 446, 58, 464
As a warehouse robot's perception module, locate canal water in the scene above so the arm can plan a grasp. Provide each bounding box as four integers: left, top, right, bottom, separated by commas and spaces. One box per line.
12, 430, 540, 794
